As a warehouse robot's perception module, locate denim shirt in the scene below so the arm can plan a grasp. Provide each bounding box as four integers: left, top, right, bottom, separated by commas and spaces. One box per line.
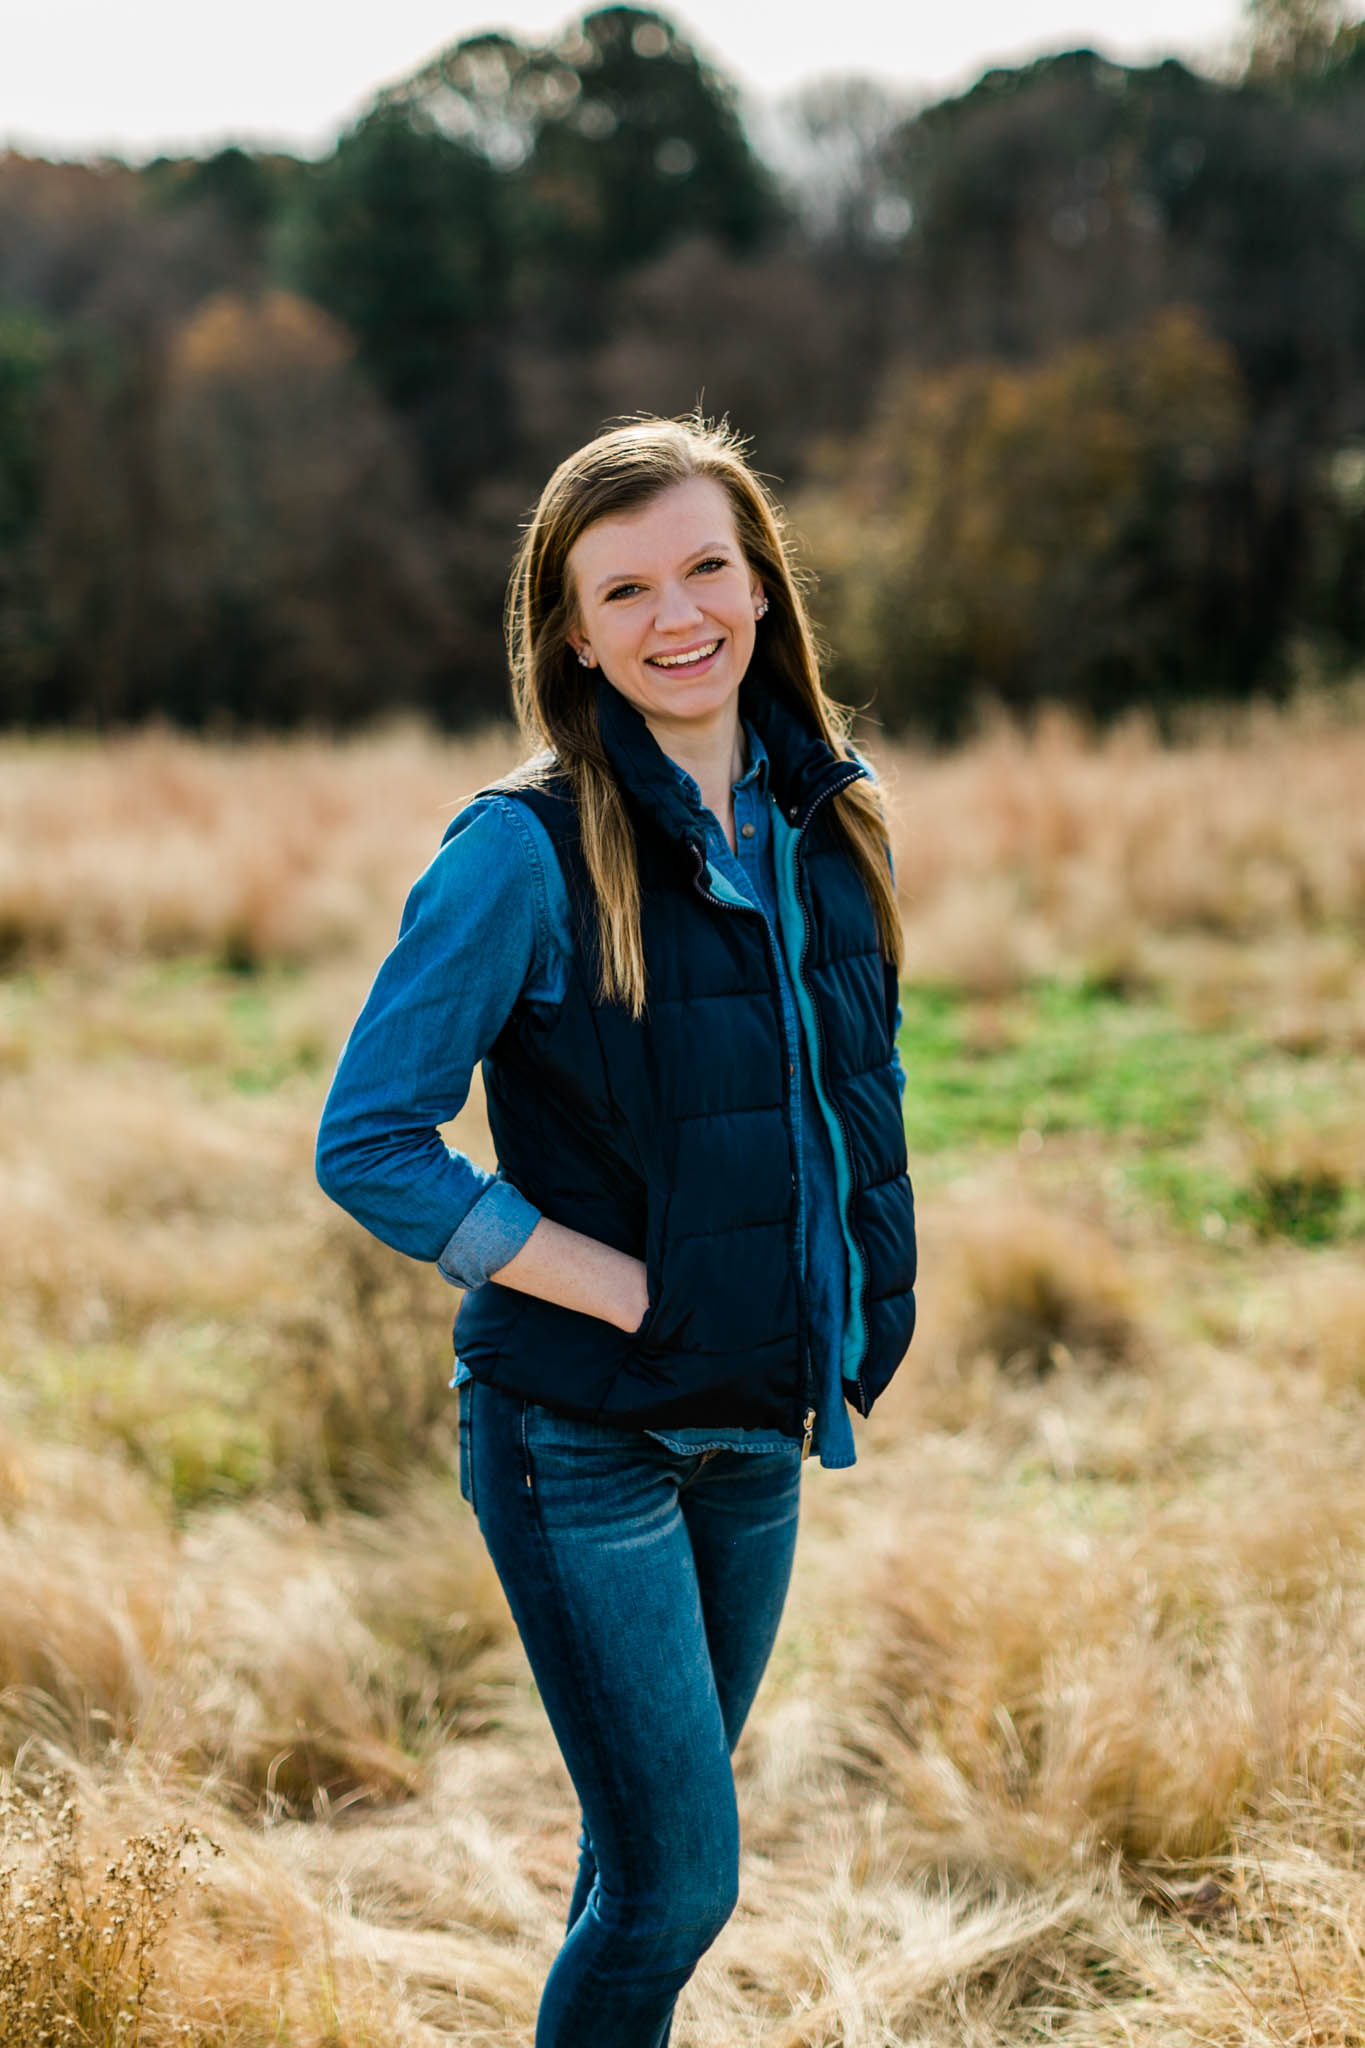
316, 723, 904, 1471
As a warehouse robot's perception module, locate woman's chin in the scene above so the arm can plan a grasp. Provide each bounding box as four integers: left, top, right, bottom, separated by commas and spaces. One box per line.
630, 672, 743, 730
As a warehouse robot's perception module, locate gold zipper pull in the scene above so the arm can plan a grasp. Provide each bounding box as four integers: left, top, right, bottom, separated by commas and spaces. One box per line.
801, 1408, 816, 1460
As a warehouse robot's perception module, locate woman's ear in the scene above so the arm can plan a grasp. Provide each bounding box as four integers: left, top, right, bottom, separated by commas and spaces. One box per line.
566, 607, 596, 667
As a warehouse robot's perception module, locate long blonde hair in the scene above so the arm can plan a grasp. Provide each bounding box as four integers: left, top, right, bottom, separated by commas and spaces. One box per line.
504, 414, 901, 1016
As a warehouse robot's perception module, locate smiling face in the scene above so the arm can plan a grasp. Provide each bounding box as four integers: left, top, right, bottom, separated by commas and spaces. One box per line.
566, 475, 765, 747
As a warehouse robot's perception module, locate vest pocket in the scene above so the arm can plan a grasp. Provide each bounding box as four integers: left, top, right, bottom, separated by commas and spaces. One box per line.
633, 1222, 796, 1362
630, 1189, 670, 1350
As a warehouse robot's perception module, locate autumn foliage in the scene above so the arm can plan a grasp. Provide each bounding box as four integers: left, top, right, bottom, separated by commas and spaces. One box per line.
2, 7, 1365, 731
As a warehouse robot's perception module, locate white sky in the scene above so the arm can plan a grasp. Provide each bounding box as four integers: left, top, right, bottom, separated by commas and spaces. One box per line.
3, 0, 1251, 162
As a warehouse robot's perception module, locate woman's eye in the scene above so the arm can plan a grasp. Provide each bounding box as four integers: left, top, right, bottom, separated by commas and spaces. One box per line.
693, 557, 727, 575
605, 583, 643, 602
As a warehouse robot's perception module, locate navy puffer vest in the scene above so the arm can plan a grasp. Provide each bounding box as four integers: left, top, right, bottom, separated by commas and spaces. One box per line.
452, 675, 917, 1440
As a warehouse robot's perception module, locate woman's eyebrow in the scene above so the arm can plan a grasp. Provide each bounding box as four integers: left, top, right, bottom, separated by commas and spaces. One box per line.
592, 541, 734, 596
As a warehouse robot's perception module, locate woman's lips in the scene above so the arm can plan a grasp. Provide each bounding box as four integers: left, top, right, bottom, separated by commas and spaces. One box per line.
645, 638, 722, 673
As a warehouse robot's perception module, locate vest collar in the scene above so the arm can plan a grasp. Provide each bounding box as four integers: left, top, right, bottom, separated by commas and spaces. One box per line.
595, 676, 707, 849
594, 669, 865, 849
741, 673, 868, 828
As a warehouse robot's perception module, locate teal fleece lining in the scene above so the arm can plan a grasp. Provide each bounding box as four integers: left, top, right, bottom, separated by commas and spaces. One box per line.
700, 862, 751, 912
766, 813, 868, 1386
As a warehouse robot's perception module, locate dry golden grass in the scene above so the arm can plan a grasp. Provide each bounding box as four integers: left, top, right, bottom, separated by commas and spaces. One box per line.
881, 688, 1365, 1020
3, 690, 1365, 1021
936, 1202, 1142, 1377
0, 1428, 511, 1811
0, 722, 520, 974
852, 1448, 1365, 1877
2, 699, 1364, 2042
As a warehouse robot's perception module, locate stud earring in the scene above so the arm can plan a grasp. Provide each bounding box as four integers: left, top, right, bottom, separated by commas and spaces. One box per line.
755, 598, 769, 619
576, 648, 596, 668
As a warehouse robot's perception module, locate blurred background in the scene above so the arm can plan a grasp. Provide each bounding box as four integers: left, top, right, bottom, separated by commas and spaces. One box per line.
3, 0, 1363, 738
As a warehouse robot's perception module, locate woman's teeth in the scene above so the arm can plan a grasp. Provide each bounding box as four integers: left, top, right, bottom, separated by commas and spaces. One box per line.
649, 641, 720, 669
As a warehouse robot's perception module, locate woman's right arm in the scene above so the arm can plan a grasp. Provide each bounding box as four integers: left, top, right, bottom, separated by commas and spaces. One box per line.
315, 797, 646, 1330
493, 1214, 650, 1334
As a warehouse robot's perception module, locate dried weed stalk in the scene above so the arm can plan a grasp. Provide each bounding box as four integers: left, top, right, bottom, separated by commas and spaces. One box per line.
0, 1780, 216, 2047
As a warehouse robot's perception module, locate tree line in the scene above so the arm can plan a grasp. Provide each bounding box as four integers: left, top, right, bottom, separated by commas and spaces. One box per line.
1, 1, 1363, 735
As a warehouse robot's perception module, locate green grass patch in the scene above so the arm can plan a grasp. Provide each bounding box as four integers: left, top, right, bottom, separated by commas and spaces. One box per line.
225, 982, 325, 1094
133, 958, 325, 1092
1128, 1153, 1365, 1244
898, 978, 1365, 1242
897, 980, 1259, 1153
23, 1332, 273, 1511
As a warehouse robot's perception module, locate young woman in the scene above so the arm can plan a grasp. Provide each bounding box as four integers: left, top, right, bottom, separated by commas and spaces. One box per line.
316, 415, 917, 2045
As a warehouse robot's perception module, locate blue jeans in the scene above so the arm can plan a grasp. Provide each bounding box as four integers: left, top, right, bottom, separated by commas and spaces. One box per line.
459, 1379, 802, 2048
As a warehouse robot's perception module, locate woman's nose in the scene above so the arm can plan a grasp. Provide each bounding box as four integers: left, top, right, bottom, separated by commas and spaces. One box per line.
652, 580, 704, 632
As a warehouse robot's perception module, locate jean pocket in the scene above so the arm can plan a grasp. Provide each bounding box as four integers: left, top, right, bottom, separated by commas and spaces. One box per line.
457, 1380, 476, 1514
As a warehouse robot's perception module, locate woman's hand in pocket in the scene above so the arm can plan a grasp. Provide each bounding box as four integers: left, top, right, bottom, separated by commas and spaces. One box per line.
492, 1216, 649, 1333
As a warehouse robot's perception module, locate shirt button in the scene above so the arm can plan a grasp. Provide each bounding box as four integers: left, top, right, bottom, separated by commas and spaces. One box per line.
740, 822, 755, 839
789, 806, 799, 822
789, 1062, 796, 1077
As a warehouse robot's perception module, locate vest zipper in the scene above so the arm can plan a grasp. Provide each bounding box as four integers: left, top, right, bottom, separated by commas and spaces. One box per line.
689, 840, 816, 1446
789, 766, 875, 1414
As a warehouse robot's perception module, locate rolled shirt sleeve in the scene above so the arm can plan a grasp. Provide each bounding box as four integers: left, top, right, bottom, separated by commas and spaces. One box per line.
315, 795, 565, 1285
437, 1175, 541, 1288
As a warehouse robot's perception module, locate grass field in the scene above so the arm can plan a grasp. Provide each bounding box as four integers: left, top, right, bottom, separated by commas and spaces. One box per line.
2, 697, 1364, 2044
